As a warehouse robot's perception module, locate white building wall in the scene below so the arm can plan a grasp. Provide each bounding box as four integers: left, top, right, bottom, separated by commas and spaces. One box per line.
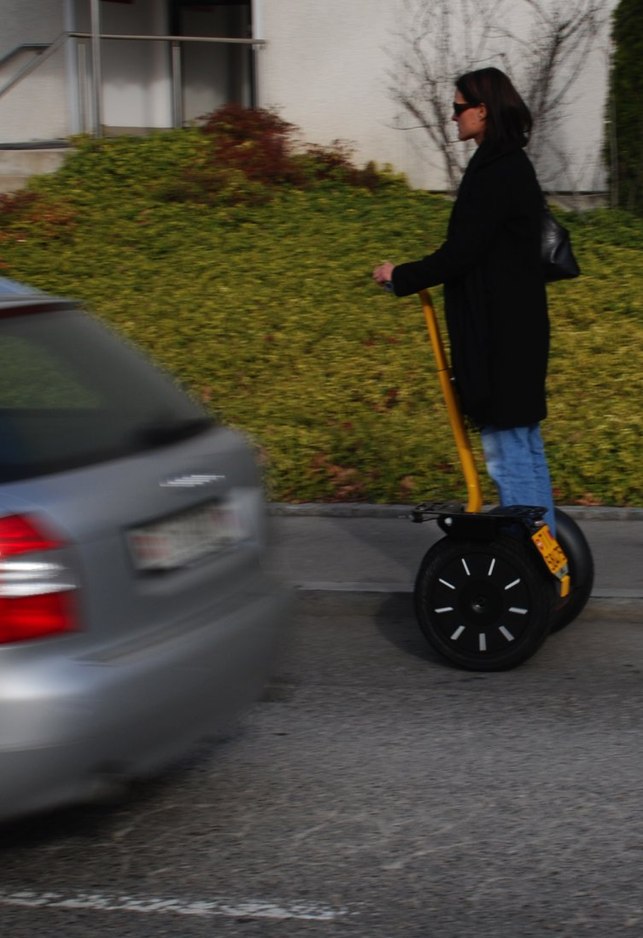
0, 0, 67, 143
104, 0, 170, 130
256, 0, 424, 182
71, 0, 172, 131
0, 0, 619, 191
257, 0, 617, 192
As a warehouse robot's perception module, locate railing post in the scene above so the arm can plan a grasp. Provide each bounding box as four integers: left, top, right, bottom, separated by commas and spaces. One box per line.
170, 40, 182, 129
90, 0, 103, 136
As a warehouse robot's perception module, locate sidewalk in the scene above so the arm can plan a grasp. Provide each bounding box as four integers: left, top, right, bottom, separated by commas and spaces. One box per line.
267, 505, 643, 614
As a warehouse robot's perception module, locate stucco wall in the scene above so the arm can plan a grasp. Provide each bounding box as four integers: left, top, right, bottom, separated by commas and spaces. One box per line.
257, 0, 617, 192
72, 0, 172, 130
0, 0, 618, 192
256, 0, 428, 183
0, 0, 68, 143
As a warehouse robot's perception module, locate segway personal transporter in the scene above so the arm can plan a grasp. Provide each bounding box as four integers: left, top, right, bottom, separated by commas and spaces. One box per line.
412, 290, 594, 671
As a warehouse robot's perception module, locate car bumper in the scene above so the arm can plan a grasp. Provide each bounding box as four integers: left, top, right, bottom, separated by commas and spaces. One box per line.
0, 574, 291, 823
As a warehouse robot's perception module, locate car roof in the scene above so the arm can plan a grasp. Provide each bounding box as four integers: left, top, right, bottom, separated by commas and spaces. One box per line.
0, 277, 74, 314
0, 277, 46, 298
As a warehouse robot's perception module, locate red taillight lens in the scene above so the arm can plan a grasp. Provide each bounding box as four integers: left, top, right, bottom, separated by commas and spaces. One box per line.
0, 514, 78, 644
0, 514, 61, 555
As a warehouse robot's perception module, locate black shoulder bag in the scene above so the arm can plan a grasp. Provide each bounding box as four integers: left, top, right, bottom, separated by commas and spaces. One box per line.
541, 203, 581, 282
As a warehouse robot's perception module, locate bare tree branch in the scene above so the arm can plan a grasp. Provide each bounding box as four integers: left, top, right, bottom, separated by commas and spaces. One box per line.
387, 0, 609, 193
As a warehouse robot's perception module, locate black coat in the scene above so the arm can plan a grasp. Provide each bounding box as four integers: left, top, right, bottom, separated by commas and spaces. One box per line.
392, 140, 548, 429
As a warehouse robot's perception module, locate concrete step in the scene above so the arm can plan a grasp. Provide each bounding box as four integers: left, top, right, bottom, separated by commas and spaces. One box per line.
0, 147, 70, 193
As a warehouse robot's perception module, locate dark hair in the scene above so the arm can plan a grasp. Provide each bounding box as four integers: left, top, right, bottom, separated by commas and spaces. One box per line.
455, 67, 532, 147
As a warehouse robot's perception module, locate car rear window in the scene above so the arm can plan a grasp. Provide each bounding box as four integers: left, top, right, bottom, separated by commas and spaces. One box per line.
0, 306, 213, 482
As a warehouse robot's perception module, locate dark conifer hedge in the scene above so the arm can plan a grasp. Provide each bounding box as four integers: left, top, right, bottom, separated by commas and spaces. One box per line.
609, 0, 643, 215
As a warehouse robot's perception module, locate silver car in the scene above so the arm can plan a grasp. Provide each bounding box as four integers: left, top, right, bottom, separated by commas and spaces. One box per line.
0, 278, 290, 822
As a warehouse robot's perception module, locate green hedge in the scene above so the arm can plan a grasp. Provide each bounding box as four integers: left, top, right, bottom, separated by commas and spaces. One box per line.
0, 131, 641, 506
609, 0, 643, 215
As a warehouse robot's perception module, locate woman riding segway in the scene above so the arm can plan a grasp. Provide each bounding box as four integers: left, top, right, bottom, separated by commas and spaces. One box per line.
373, 68, 593, 670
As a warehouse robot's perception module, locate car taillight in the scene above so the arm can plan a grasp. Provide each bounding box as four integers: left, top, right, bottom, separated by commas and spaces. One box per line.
0, 514, 78, 643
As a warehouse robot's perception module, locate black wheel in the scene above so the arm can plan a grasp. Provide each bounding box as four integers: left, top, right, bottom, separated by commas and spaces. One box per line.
414, 535, 554, 671
550, 509, 594, 632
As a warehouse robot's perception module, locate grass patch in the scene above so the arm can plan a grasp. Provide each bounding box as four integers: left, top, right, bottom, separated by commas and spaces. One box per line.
0, 127, 641, 506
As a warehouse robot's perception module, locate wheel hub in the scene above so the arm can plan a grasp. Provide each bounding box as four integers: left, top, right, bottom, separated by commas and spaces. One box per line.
460, 580, 503, 627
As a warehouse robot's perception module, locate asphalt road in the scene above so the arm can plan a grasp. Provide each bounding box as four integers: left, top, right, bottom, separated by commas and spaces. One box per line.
2, 593, 643, 937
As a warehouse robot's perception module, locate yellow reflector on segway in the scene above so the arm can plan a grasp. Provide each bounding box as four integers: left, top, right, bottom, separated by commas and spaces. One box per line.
531, 524, 571, 597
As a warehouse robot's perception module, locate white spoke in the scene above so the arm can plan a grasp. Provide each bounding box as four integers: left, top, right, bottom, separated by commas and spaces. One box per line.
504, 578, 521, 590
508, 606, 528, 615
434, 606, 454, 614
450, 625, 465, 640
461, 558, 471, 576
499, 625, 515, 642
478, 633, 487, 652
439, 577, 455, 589
487, 558, 496, 576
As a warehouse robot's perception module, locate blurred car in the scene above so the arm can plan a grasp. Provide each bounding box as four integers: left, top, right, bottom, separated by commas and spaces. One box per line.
0, 277, 290, 822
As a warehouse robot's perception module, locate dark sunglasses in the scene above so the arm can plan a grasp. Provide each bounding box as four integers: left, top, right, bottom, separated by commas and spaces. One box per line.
452, 101, 479, 117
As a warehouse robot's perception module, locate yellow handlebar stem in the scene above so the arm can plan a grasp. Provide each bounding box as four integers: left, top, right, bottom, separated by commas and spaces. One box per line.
419, 289, 483, 513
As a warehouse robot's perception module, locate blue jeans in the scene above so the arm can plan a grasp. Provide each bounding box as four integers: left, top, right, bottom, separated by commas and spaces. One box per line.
480, 424, 556, 535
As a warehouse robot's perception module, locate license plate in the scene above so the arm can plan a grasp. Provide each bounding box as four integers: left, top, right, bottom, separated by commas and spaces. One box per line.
128, 501, 245, 571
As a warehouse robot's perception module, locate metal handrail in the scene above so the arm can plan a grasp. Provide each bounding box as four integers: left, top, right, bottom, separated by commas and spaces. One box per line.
0, 33, 68, 100
1, 31, 265, 95
0, 43, 50, 70
0, 30, 266, 132
70, 33, 265, 46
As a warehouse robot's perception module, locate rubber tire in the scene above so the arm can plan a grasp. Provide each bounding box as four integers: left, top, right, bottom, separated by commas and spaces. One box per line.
414, 534, 554, 671
550, 508, 594, 632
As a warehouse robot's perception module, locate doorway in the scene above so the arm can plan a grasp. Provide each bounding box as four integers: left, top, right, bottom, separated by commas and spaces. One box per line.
170, 1, 255, 122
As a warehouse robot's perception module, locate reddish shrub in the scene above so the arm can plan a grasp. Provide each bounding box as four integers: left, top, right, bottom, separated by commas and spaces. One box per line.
199, 104, 302, 186
180, 104, 392, 203
0, 190, 77, 241
0, 190, 39, 225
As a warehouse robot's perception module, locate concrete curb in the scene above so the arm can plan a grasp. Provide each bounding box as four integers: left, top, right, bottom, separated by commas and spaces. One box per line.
269, 504, 643, 615
294, 589, 642, 622
289, 581, 642, 606
289, 582, 643, 600
269, 503, 643, 521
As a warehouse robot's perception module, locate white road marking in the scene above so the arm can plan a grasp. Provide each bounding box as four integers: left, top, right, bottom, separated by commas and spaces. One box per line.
0, 889, 349, 923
